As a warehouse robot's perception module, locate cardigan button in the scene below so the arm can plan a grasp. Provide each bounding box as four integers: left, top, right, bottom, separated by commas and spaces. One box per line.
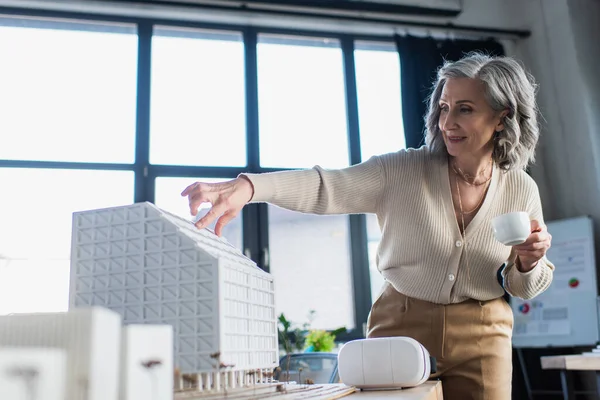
448, 273, 456, 281
455, 240, 462, 247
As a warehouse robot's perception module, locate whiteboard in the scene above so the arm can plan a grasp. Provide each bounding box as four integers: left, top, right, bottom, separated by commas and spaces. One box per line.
511, 216, 599, 348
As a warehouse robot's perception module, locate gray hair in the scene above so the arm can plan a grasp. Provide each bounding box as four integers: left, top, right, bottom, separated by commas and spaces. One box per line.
425, 52, 540, 171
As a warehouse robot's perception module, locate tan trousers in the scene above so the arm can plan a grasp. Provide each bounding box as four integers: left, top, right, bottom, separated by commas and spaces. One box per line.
367, 282, 513, 400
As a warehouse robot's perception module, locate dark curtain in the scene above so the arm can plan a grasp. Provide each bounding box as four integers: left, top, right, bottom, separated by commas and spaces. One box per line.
394, 35, 505, 149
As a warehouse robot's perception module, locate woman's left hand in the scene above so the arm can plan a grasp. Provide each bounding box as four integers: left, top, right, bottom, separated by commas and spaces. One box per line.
514, 219, 552, 272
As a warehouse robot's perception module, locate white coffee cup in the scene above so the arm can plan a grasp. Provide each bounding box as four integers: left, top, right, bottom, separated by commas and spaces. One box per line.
491, 212, 531, 246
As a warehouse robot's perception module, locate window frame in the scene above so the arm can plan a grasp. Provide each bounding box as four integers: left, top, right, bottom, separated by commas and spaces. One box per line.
0, 6, 404, 340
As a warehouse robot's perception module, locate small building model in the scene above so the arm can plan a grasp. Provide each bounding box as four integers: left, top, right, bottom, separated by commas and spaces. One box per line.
0, 308, 174, 400
0, 347, 67, 400
69, 202, 279, 390
120, 324, 174, 400
0, 307, 122, 400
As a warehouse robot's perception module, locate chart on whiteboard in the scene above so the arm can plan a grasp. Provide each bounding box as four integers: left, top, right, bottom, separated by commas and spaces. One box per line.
512, 235, 593, 337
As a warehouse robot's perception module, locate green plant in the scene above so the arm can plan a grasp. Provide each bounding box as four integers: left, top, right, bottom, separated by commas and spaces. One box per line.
278, 310, 347, 353
277, 314, 293, 355
330, 326, 347, 338
277, 313, 293, 383
305, 329, 336, 352
293, 309, 316, 351
278, 310, 315, 353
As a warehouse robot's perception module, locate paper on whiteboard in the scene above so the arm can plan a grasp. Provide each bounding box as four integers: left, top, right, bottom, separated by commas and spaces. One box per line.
549, 237, 591, 274
513, 294, 570, 337
512, 235, 591, 337
542, 235, 594, 293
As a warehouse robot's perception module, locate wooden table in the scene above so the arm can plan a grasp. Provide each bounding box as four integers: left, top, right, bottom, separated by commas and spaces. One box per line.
350, 381, 443, 399
541, 354, 600, 399
174, 381, 443, 399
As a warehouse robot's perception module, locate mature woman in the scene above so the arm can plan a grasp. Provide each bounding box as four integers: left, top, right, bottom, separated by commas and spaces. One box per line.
181, 53, 554, 400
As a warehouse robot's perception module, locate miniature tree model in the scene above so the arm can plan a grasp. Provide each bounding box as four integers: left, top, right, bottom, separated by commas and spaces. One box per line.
5, 366, 39, 400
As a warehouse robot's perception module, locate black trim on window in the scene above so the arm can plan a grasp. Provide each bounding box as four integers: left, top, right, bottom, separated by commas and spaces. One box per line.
0, 6, 414, 338
134, 21, 153, 203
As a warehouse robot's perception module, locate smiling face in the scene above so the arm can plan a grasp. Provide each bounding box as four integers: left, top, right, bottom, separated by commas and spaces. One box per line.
438, 77, 505, 160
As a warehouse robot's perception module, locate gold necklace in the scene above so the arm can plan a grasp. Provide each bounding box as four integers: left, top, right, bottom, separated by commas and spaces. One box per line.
452, 159, 492, 186
455, 173, 491, 282
455, 177, 490, 215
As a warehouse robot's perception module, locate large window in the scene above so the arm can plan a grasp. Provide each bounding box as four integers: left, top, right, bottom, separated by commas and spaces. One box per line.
0, 169, 134, 314
0, 16, 138, 315
354, 41, 405, 161
257, 34, 350, 169
150, 27, 246, 167
354, 41, 405, 302
0, 17, 138, 163
267, 205, 355, 331
0, 11, 406, 336
256, 34, 358, 331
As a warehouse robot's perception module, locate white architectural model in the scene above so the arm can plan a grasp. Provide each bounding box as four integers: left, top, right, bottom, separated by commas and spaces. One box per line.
0, 308, 174, 400
120, 324, 174, 400
0, 307, 122, 400
69, 202, 279, 390
0, 348, 67, 400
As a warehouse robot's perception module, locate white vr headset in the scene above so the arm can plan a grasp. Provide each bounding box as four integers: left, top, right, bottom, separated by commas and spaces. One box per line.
337, 336, 436, 390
